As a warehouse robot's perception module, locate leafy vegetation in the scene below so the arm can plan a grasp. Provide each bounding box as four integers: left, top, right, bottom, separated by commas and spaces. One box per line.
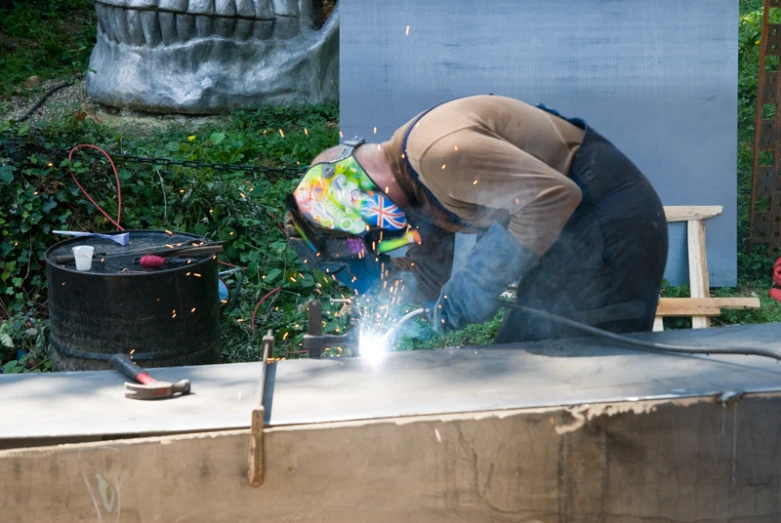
737, 1, 776, 282
2, 0, 781, 372
707, 0, 781, 329
0, 103, 348, 369
0, 0, 96, 98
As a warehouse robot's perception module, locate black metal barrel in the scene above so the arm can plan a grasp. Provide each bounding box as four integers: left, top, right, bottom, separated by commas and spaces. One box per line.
45, 230, 221, 371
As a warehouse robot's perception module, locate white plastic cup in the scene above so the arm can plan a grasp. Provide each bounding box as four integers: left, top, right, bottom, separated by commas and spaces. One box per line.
72, 245, 95, 271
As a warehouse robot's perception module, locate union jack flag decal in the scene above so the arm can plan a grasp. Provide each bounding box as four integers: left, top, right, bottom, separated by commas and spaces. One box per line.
363, 195, 407, 231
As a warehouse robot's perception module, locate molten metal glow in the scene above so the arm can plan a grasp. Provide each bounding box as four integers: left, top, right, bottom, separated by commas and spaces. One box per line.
359, 326, 389, 366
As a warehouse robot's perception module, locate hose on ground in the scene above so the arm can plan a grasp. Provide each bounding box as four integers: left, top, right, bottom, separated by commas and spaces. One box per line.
14, 80, 73, 123
498, 301, 781, 362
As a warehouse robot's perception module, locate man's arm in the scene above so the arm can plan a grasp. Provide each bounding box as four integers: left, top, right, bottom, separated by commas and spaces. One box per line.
413, 129, 583, 330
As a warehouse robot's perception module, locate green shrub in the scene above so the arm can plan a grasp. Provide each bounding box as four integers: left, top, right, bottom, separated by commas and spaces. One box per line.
0, 0, 96, 96
0, 104, 362, 369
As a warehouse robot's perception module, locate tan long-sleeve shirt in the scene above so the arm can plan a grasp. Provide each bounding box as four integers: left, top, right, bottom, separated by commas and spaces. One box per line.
382, 95, 585, 257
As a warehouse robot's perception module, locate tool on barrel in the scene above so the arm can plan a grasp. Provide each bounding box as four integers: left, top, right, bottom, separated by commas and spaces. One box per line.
109, 353, 191, 400
135, 256, 197, 269
55, 242, 224, 265
53, 230, 131, 246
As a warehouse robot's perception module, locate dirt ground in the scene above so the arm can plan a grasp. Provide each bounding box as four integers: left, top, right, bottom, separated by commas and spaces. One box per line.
2, 78, 222, 135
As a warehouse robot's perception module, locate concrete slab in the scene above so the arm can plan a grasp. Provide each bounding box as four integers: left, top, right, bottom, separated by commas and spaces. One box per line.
2, 323, 781, 441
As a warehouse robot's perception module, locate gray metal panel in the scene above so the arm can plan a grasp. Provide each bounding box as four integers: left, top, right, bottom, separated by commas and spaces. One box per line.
2, 323, 781, 440
340, 0, 738, 286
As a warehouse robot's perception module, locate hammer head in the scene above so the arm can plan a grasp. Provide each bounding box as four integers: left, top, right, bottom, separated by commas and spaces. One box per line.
124, 379, 191, 400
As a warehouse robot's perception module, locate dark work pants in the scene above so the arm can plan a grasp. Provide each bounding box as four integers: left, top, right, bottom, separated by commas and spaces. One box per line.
493, 126, 668, 344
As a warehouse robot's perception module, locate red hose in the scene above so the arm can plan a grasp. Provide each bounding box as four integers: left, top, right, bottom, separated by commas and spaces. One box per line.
251, 287, 282, 334
82, 98, 103, 125
68, 143, 291, 335
218, 260, 248, 270
268, 211, 286, 235
68, 144, 123, 230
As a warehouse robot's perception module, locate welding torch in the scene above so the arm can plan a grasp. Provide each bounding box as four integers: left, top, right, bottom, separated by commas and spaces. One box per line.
302, 299, 426, 358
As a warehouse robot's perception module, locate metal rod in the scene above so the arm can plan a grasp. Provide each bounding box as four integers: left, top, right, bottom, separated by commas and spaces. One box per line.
258, 331, 273, 407
248, 329, 274, 488
382, 308, 426, 345
307, 300, 323, 358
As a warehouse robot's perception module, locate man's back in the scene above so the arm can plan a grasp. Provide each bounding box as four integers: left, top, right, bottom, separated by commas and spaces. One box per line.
382, 94, 586, 256
402, 94, 584, 177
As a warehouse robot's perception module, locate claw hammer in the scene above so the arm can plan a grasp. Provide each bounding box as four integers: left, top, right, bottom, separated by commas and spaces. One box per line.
110, 353, 191, 400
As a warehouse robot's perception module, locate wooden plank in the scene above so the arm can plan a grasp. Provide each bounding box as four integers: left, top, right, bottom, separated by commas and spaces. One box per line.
688, 219, 711, 328
664, 206, 724, 223
2, 394, 781, 523
656, 297, 761, 317
676, 297, 760, 308
657, 305, 721, 317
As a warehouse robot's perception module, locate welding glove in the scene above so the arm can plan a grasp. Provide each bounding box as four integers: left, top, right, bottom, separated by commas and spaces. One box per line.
428, 222, 538, 333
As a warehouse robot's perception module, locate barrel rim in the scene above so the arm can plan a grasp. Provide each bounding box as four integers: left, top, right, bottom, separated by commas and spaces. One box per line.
45, 229, 216, 277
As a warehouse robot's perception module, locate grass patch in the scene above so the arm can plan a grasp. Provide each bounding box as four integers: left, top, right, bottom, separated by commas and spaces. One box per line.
0, 0, 96, 98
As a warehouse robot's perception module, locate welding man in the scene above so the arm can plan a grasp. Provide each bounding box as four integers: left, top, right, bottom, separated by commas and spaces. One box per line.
285, 94, 668, 343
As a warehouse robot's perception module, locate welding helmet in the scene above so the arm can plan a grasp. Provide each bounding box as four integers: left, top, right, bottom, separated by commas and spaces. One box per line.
286, 137, 421, 293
